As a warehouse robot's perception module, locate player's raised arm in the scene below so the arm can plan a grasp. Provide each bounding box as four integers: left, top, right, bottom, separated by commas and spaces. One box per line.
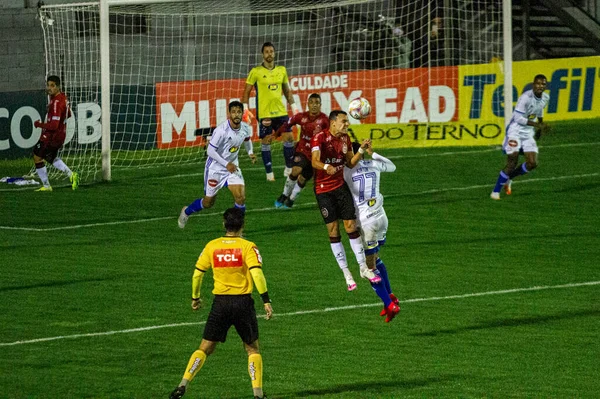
347, 139, 371, 169
371, 152, 397, 172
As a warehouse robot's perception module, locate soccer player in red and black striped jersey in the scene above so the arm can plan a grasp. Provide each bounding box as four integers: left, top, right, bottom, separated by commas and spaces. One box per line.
311, 110, 381, 291
274, 93, 329, 209
32, 75, 79, 191
170, 208, 272, 399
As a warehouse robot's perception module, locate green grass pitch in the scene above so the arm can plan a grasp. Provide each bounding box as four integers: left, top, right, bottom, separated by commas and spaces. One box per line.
1, 119, 599, 398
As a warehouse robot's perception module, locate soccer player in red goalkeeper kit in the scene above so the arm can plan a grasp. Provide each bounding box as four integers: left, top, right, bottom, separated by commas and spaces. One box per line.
33, 75, 79, 191
311, 110, 381, 291
170, 208, 272, 399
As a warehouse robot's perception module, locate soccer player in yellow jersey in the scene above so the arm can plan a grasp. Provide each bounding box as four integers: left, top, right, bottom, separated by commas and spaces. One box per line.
170, 208, 273, 399
242, 41, 300, 181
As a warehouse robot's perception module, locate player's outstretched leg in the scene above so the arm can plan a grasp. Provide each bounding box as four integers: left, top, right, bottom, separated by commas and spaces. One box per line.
170, 349, 207, 398
275, 176, 295, 208
179, 199, 204, 228
330, 236, 357, 291
490, 170, 509, 200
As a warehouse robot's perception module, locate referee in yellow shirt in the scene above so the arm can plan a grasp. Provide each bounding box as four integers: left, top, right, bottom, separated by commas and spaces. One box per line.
170, 208, 273, 399
242, 41, 300, 182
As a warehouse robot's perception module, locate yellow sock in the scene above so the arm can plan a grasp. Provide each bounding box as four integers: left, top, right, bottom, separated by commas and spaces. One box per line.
248, 353, 263, 389
183, 350, 207, 382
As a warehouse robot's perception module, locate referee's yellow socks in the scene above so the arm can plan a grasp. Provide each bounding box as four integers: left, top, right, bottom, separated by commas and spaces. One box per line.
248, 353, 263, 389
183, 350, 207, 382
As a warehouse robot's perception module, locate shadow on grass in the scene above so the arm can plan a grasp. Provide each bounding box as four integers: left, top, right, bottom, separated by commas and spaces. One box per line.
412, 309, 600, 337
0, 276, 120, 293
401, 231, 598, 248
273, 374, 460, 398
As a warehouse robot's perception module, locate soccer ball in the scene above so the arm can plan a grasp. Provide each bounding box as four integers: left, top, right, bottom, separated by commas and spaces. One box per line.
348, 97, 371, 120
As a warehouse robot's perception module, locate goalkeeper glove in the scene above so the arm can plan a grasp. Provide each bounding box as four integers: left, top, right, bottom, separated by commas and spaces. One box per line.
242, 103, 254, 124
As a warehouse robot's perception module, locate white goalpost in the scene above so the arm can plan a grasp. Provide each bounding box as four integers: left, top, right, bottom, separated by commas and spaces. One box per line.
39, 0, 511, 182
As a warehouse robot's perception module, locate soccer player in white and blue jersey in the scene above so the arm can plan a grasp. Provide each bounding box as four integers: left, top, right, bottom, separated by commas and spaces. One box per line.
344, 142, 400, 323
491, 74, 550, 200
178, 101, 256, 228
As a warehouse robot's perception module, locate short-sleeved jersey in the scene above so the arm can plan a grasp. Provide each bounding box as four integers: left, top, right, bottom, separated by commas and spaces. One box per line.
195, 236, 263, 296
206, 120, 252, 171
44, 92, 69, 142
311, 130, 352, 195
246, 65, 289, 120
507, 90, 550, 138
343, 154, 395, 224
281, 112, 329, 159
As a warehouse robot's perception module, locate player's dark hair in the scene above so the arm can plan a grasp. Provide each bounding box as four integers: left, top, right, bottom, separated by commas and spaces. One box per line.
261, 42, 275, 52
329, 110, 347, 122
224, 207, 245, 232
533, 74, 547, 82
308, 93, 321, 101
229, 100, 244, 113
47, 75, 61, 86
352, 142, 361, 154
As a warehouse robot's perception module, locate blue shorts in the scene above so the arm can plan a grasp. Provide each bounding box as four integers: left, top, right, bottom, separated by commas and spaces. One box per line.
259, 115, 290, 139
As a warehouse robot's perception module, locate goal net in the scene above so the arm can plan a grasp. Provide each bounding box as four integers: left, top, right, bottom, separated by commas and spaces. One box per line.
39, 0, 505, 182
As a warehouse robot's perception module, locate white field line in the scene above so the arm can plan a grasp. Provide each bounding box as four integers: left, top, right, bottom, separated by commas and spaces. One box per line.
2, 141, 599, 191
1, 172, 598, 232
1, 280, 598, 347
148, 140, 600, 179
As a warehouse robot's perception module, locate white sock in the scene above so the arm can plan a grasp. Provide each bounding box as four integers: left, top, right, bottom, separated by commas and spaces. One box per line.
330, 242, 349, 272
290, 183, 303, 201
349, 236, 367, 269
52, 158, 72, 177
36, 165, 50, 187
282, 177, 296, 197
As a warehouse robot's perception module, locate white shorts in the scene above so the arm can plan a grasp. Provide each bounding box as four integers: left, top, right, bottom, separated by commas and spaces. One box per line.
503, 129, 538, 155
204, 166, 244, 197
359, 212, 388, 255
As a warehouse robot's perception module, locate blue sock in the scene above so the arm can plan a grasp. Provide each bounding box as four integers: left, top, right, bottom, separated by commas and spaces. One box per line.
493, 171, 509, 193
371, 274, 392, 308
283, 141, 295, 168
509, 163, 528, 179
234, 203, 246, 214
186, 198, 203, 215
261, 144, 273, 174
376, 258, 392, 295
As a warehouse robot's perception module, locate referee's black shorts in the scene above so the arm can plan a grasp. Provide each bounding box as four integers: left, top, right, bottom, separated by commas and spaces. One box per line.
203, 294, 259, 344
315, 183, 356, 224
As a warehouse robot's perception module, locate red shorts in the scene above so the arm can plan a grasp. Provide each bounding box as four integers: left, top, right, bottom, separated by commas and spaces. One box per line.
33, 132, 65, 163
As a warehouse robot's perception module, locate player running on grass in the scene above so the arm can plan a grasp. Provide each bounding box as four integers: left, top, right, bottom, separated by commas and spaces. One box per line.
491, 74, 550, 200
32, 75, 79, 191
178, 101, 256, 228
274, 93, 329, 209
344, 142, 400, 322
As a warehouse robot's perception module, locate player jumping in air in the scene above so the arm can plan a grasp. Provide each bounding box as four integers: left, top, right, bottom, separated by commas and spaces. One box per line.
311, 110, 381, 291
344, 142, 400, 322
